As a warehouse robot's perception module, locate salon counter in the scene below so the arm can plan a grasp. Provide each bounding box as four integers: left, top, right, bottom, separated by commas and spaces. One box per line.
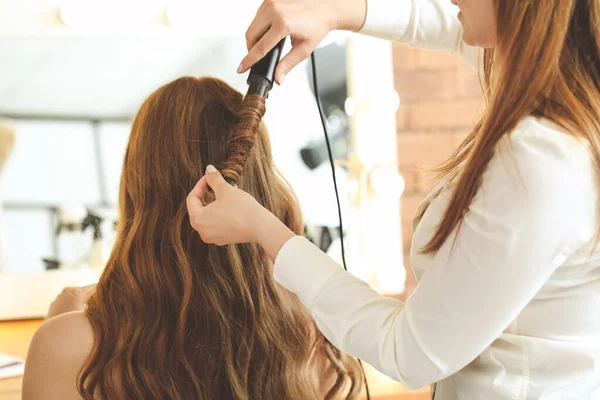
0, 319, 38, 400
0, 319, 429, 400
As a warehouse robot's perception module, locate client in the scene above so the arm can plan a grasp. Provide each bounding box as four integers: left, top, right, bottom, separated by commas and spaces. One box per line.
22, 77, 363, 400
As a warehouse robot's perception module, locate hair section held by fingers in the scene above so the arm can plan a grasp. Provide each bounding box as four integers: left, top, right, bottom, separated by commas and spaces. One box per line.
220, 95, 266, 184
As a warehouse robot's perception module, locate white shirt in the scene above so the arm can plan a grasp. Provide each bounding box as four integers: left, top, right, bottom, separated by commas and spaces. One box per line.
272, 0, 600, 399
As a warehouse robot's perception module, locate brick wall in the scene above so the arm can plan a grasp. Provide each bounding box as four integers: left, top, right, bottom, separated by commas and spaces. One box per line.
393, 43, 484, 291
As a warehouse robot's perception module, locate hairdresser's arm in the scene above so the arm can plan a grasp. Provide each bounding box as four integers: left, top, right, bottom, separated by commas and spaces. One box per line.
188, 129, 594, 388
361, 0, 478, 67
241, 0, 476, 83
271, 130, 593, 389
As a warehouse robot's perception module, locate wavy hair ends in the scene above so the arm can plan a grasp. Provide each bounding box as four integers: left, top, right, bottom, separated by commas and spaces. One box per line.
78, 76, 363, 399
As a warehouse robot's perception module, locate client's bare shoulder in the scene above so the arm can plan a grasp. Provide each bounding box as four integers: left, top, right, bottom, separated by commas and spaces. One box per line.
22, 311, 93, 400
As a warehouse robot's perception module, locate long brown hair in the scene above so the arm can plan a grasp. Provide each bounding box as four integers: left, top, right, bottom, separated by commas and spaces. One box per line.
423, 0, 600, 253
78, 77, 363, 399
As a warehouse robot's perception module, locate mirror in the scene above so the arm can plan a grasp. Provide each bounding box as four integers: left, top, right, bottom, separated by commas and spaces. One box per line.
0, 8, 409, 399
0, 36, 362, 318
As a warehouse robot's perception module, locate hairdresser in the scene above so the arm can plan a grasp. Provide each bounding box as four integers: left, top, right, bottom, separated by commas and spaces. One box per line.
187, 0, 600, 397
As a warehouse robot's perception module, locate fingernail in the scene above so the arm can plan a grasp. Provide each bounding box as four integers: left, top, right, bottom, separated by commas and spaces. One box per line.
206, 165, 217, 173
278, 72, 286, 84
237, 63, 244, 74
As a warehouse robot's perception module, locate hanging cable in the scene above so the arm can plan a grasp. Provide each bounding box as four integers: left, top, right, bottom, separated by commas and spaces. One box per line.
310, 51, 371, 400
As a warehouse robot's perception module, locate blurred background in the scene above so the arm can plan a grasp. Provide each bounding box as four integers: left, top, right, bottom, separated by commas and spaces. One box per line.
0, 0, 407, 300
0, 37, 356, 276
0, 0, 483, 399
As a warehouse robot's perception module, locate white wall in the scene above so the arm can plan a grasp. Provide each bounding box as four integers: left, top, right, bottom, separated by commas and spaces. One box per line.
0, 61, 346, 274
0, 120, 106, 273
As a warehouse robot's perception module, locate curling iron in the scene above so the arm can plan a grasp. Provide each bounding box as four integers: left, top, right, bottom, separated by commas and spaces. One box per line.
224, 38, 287, 186
246, 38, 287, 98
221, 37, 372, 400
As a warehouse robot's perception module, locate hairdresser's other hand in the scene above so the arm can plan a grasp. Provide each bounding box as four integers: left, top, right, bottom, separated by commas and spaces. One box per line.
187, 166, 295, 260
241, 0, 367, 84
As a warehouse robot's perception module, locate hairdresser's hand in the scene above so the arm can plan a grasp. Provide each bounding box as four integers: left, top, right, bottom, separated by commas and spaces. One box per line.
240, 0, 367, 84
187, 166, 295, 259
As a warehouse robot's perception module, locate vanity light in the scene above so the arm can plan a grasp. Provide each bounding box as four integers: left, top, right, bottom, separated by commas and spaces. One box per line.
59, 0, 168, 34
344, 98, 356, 116
368, 89, 401, 114
166, 1, 260, 36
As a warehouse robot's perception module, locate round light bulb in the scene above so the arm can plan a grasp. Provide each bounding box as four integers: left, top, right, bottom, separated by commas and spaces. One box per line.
344, 98, 356, 116
369, 166, 405, 198
58, 203, 88, 225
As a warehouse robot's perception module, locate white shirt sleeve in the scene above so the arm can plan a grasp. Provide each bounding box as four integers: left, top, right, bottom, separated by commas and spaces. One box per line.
273, 124, 596, 389
359, 0, 479, 67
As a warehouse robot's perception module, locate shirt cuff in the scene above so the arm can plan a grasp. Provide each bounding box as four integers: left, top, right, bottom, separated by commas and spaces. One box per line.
273, 236, 344, 307
359, 0, 413, 39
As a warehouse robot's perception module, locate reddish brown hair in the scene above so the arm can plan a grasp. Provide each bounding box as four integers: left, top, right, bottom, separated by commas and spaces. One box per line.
78, 77, 363, 399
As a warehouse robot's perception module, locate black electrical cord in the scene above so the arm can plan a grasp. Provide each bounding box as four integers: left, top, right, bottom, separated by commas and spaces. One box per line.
310, 51, 371, 400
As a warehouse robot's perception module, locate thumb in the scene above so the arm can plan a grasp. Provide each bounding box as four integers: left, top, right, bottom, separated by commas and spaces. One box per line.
205, 165, 228, 196
186, 176, 207, 211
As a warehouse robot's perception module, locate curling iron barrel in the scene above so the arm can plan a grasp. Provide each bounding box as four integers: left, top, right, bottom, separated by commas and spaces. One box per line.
222, 38, 287, 186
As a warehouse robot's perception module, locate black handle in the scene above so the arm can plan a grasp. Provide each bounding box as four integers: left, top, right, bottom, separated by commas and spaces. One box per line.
246, 38, 287, 98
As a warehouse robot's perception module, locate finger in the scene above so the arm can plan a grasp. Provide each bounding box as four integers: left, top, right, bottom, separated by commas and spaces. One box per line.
274, 42, 313, 84
191, 175, 208, 198
239, 24, 289, 73
245, 2, 269, 51
186, 177, 207, 211
204, 165, 229, 196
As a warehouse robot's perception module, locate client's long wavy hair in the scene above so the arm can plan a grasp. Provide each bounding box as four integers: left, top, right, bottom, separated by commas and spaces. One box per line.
78, 77, 363, 399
